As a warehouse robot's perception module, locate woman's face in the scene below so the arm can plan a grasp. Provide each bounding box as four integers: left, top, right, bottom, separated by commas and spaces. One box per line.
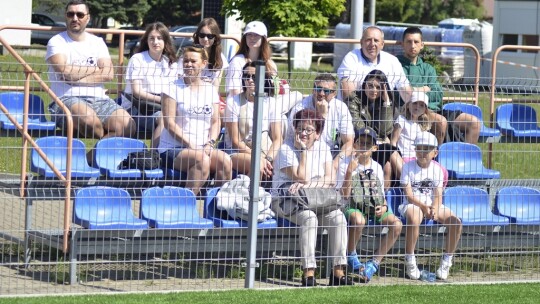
365, 78, 383, 101
245, 33, 262, 49
242, 66, 256, 95
182, 51, 207, 77
295, 120, 320, 148
197, 26, 215, 49
147, 30, 165, 55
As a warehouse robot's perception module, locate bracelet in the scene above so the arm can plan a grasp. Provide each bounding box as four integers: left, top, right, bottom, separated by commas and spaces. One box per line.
207, 139, 216, 148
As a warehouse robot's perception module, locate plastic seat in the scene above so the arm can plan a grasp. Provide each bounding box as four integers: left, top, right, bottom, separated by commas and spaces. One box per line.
443, 186, 510, 226
204, 187, 277, 228
31, 136, 101, 178
0, 92, 56, 131
494, 186, 540, 225
496, 104, 540, 137
442, 102, 501, 137
94, 137, 163, 179
141, 186, 214, 229
73, 186, 148, 229
437, 142, 500, 180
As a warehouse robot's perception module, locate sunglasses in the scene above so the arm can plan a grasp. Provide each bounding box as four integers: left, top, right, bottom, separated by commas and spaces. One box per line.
66, 12, 87, 19
197, 33, 216, 40
242, 73, 256, 81
313, 86, 336, 95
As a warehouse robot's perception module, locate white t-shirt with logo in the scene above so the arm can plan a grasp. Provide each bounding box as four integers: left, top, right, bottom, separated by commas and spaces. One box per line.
46, 32, 111, 98
335, 155, 385, 191
400, 160, 443, 207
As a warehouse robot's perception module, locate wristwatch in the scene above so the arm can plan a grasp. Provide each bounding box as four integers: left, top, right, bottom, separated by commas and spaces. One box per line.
265, 155, 273, 162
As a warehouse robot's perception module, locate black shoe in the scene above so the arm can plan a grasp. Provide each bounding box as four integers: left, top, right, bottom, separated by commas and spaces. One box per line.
329, 274, 355, 286
301, 275, 317, 287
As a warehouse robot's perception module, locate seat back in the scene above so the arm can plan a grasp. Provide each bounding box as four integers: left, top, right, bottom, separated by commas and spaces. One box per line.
443, 102, 483, 121
31, 136, 99, 177
73, 186, 148, 229
495, 186, 540, 224
0, 92, 48, 123
95, 137, 147, 171
443, 186, 509, 225
438, 142, 482, 171
497, 104, 540, 133
141, 186, 201, 224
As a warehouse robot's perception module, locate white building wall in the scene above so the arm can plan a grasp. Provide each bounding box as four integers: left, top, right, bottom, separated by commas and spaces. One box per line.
0, 0, 32, 46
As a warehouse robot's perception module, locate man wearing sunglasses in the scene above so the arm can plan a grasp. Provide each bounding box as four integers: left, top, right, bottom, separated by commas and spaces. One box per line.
286, 73, 355, 166
46, 0, 135, 139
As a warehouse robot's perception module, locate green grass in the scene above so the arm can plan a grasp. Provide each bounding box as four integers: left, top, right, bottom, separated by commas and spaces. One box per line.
0, 283, 539, 303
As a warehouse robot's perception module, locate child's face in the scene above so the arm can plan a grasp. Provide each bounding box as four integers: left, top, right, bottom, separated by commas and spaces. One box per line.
415, 145, 438, 168
408, 101, 427, 119
354, 135, 377, 158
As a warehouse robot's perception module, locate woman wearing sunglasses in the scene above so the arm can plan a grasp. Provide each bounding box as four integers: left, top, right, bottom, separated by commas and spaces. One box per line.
271, 109, 353, 287
158, 46, 232, 196
178, 18, 227, 89
225, 21, 278, 97
121, 22, 178, 145
222, 62, 284, 180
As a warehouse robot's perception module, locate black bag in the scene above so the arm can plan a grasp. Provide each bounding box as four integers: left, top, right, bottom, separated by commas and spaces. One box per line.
123, 93, 161, 116
118, 150, 161, 170
278, 182, 343, 216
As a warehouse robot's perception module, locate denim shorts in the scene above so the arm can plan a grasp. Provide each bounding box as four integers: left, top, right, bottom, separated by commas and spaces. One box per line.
160, 147, 185, 169
49, 96, 123, 128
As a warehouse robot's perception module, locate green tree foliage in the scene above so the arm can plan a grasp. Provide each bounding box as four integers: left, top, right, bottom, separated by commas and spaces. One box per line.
142, 0, 202, 27
86, 0, 152, 27
222, 0, 346, 37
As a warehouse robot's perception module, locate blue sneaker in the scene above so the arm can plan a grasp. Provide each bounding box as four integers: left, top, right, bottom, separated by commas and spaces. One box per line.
347, 252, 364, 272
360, 260, 379, 283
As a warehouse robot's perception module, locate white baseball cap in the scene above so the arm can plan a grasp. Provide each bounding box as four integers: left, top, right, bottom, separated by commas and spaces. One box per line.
414, 131, 438, 147
244, 21, 267, 37
408, 91, 429, 106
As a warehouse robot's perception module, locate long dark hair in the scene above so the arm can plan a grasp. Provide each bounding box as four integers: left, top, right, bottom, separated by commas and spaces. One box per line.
192, 18, 223, 70
360, 69, 393, 105
235, 32, 275, 74
135, 22, 178, 66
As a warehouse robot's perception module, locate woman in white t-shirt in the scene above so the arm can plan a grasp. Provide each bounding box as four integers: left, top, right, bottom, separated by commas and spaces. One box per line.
271, 109, 352, 287
225, 21, 277, 97
122, 22, 179, 144
158, 46, 232, 196
223, 62, 283, 180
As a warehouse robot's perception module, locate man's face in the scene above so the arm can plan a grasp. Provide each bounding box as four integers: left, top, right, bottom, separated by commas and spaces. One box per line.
360, 28, 384, 62
65, 4, 90, 34
312, 80, 336, 103
402, 33, 424, 59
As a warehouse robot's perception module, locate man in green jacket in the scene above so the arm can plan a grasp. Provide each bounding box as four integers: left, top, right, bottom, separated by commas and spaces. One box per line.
398, 27, 480, 144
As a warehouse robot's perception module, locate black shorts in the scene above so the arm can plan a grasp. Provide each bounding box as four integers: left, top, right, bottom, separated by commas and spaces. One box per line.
438, 109, 463, 123
372, 143, 400, 168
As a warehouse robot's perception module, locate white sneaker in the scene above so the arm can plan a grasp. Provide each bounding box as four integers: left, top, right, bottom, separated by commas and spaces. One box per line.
405, 256, 421, 280
436, 258, 453, 280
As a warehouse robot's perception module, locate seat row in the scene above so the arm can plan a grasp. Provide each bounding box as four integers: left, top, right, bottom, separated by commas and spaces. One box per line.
2, 92, 540, 138
73, 185, 540, 231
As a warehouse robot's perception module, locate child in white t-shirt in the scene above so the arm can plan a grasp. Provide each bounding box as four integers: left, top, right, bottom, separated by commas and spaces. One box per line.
399, 131, 462, 281
337, 127, 402, 283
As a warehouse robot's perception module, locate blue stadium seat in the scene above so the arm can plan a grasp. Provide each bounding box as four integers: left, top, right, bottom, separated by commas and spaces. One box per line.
0, 92, 56, 131
442, 102, 501, 137
141, 186, 214, 229
494, 186, 540, 225
31, 136, 101, 178
203, 187, 277, 228
94, 137, 163, 179
443, 186, 510, 226
437, 142, 500, 180
73, 186, 148, 229
496, 104, 540, 137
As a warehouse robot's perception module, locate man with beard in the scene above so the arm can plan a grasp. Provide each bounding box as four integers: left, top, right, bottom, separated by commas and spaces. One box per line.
46, 0, 135, 139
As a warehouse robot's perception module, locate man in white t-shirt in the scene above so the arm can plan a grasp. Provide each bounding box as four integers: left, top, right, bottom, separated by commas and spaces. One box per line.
46, 0, 135, 139
286, 73, 355, 166
337, 26, 412, 103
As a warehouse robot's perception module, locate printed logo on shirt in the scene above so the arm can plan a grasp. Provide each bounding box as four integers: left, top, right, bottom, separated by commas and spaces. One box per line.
412, 179, 435, 195
72, 57, 97, 66
187, 104, 213, 116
